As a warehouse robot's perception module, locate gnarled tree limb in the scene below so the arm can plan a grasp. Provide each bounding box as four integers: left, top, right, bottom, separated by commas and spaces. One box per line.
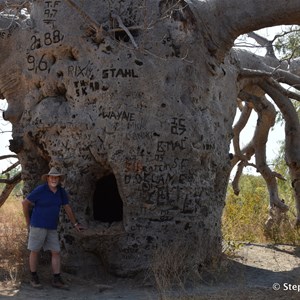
0, 172, 21, 208
259, 79, 300, 225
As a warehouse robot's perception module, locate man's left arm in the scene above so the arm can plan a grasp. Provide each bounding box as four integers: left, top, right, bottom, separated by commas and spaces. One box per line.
63, 204, 84, 232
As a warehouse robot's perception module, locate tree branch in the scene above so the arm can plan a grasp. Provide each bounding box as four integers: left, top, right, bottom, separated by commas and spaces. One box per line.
197, 0, 300, 61
247, 31, 276, 58
0, 154, 18, 161
238, 90, 289, 213
2, 161, 20, 174
272, 68, 300, 92
232, 161, 245, 195
259, 79, 300, 224
231, 101, 253, 162
238, 68, 272, 79
0, 172, 21, 208
111, 13, 138, 49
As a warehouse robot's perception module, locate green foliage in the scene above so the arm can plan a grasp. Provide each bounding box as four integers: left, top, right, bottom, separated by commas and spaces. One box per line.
223, 175, 269, 243
223, 174, 300, 245
0, 166, 23, 196
274, 25, 300, 59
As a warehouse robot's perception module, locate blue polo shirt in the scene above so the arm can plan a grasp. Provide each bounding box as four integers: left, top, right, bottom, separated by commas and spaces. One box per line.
27, 183, 69, 230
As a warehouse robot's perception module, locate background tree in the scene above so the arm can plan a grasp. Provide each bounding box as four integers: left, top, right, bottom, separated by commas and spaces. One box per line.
0, 0, 300, 276
275, 26, 300, 59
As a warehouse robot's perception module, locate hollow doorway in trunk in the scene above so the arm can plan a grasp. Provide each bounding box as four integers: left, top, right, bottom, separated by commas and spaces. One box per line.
93, 173, 123, 223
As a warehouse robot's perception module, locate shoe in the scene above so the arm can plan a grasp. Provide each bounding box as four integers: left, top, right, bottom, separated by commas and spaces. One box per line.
30, 274, 42, 288
52, 275, 69, 290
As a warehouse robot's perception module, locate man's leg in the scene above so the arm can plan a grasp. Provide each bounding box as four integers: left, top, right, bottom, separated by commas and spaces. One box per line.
44, 230, 61, 274
51, 251, 69, 289
29, 251, 42, 288
29, 251, 39, 272
45, 231, 69, 289
27, 227, 45, 288
51, 251, 61, 274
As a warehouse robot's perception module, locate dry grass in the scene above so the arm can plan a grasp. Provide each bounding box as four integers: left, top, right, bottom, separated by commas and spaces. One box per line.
0, 193, 28, 284
149, 240, 223, 300
150, 241, 191, 294
222, 176, 300, 246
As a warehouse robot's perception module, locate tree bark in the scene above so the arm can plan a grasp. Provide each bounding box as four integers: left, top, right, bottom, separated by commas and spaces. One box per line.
0, 0, 300, 276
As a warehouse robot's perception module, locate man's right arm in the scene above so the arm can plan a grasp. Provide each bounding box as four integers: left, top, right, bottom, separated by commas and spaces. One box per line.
22, 199, 32, 228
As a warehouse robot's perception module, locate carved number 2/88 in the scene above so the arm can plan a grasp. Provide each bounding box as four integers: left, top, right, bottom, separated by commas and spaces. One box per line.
30, 30, 63, 50
44, 30, 63, 45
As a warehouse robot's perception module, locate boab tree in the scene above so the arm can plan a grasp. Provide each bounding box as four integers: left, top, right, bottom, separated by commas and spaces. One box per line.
0, 0, 300, 276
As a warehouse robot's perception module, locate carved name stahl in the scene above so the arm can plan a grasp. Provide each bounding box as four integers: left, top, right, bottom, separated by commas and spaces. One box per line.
1, 0, 238, 277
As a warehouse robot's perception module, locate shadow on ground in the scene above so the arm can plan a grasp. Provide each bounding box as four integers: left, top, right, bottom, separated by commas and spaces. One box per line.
1, 243, 300, 299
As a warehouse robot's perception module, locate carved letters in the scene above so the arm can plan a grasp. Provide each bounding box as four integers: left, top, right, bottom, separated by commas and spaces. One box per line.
43, 0, 61, 25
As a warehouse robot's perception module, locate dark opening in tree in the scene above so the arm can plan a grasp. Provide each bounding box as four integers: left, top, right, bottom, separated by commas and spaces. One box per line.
93, 174, 123, 223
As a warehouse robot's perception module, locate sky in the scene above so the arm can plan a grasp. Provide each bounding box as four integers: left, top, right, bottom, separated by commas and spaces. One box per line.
0, 26, 289, 174
0, 100, 16, 173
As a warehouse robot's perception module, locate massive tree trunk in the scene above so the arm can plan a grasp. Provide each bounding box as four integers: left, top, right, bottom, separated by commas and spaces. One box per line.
1, 0, 300, 276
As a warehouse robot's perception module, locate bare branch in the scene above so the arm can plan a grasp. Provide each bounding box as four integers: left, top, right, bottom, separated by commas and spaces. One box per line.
232, 161, 245, 195
236, 32, 299, 226
0, 154, 18, 161
239, 67, 300, 97
0, 172, 21, 208
2, 161, 20, 174
238, 68, 272, 79
231, 96, 257, 173
238, 90, 289, 214
259, 79, 300, 223
272, 171, 286, 181
272, 68, 300, 92
111, 13, 138, 49
232, 101, 253, 160
247, 31, 276, 58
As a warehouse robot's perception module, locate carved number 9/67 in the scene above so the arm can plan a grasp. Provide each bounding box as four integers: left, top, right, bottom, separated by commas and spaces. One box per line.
27, 54, 48, 73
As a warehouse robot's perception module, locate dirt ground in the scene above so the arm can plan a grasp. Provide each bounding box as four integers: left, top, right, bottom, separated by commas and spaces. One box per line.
1, 243, 300, 299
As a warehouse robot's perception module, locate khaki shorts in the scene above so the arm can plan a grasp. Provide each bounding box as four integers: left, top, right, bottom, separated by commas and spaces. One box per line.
28, 226, 60, 252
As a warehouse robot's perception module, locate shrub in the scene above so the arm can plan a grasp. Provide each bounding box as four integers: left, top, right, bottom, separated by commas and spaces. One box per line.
222, 174, 300, 245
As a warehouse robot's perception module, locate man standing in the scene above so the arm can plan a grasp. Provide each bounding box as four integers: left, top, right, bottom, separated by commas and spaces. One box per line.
22, 167, 84, 289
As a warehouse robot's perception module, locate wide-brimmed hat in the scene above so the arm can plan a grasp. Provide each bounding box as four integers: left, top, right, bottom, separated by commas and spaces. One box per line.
41, 167, 65, 181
